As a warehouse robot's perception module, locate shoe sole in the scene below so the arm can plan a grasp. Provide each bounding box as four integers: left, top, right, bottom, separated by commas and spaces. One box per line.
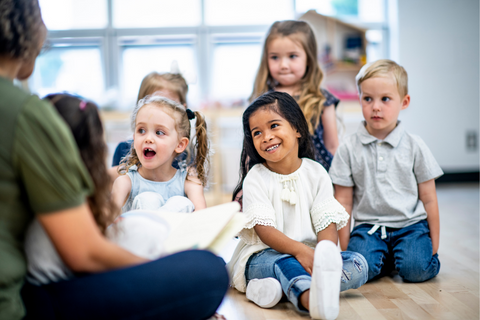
310, 241, 342, 319
246, 278, 282, 308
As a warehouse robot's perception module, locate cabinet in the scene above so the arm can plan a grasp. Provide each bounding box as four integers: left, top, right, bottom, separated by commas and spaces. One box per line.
299, 10, 367, 100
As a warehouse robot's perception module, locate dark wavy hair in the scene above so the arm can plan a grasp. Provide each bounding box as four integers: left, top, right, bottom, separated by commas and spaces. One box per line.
232, 91, 315, 201
44, 94, 118, 234
0, 0, 45, 59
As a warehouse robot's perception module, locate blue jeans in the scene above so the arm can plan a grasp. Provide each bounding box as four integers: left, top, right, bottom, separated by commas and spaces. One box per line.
245, 248, 368, 312
347, 220, 440, 283
22, 250, 229, 320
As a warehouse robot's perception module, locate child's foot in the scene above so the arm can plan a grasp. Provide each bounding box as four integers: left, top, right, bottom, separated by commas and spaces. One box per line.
246, 277, 282, 308
309, 240, 342, 319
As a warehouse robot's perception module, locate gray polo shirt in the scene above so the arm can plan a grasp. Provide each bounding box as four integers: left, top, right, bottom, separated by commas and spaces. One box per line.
330, 121, 443, 228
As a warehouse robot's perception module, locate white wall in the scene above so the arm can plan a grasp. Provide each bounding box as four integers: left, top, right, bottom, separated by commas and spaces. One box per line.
389, 0, 479, 172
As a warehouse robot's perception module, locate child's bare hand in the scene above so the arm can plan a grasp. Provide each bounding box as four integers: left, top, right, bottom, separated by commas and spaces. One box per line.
294, 245, 315, 275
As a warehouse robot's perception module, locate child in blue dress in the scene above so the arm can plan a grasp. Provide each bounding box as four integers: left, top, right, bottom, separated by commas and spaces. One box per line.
109, 72, 189, 180
112, 95, 210, 213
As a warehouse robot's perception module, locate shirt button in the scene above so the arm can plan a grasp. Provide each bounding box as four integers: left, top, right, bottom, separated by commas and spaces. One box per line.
379, 156, 384, 161
377, 142, 382, 146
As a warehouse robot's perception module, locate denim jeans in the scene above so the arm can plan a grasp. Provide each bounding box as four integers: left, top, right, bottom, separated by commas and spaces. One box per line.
22, 250, 229, 320
347, 220, 440, 283
245, 248, 368, 312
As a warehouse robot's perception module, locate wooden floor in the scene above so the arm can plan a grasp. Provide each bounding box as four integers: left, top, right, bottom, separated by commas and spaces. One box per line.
216, 183, 480, 320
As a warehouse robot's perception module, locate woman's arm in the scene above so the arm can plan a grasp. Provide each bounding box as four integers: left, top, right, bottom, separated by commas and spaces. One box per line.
38, 203, 147, 273
334, 185, 353, 251
111, 175, 132, 211
418, 179, 440, 255
254, 225, 315, 274
321, 105, 339, 155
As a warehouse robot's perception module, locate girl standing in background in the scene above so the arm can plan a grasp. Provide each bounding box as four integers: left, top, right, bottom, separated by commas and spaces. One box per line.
250, 20, 339, 170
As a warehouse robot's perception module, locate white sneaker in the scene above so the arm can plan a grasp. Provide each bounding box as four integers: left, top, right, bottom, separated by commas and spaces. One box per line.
309, 240, 342, 319
246, 277, 283, 308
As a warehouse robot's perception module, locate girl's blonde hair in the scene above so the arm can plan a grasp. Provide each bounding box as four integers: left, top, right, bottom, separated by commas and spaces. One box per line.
250, 20, 326, 134
119, 96, 210, 186
137, 72, 188, 105
356, 59, 408, 98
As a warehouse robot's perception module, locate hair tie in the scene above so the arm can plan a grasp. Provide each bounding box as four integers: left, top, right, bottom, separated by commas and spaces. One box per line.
186, 108, 195, 120
79, 100, 87, 110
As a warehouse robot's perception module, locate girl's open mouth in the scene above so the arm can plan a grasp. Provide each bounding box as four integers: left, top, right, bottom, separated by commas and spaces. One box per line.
144, 148, 156, 158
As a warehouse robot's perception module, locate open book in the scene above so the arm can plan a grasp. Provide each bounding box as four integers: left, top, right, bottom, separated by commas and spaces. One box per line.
157, 201, 243, 254
108, 202, 244, 259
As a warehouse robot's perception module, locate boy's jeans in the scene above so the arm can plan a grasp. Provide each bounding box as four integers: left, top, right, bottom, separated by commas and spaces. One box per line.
347, 220, 440, 283
245, 248, 368, 312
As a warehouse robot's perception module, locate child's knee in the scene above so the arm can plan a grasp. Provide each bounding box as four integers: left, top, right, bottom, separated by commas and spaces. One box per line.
340, 252, 368, 289
132, 191, 166, 210
347, 245, 384, 281
163, 196, 194, 213
396, 254, 440, 283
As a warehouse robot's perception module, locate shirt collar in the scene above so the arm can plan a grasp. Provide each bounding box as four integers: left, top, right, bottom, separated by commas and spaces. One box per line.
357, 121, 405, 147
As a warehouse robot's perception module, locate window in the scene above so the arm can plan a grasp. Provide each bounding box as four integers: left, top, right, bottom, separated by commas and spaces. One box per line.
205, 0, 293, 26
296, 0, 384, 22
119, 37, 198, 110
210, 35, 263, 105
113, 0, 201, 28
39, 0, 107, 30
30, 0, 388, 109
31, 40, 104, 102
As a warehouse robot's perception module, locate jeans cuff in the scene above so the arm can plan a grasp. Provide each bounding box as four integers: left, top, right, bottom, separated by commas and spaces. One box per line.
287, 275, 311, 313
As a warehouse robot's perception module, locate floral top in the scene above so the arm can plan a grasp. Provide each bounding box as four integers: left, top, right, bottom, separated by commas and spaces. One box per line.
227, 158, 349, 292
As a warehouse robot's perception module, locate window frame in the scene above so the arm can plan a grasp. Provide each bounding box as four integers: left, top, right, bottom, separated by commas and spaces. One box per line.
35, 0, 389, 108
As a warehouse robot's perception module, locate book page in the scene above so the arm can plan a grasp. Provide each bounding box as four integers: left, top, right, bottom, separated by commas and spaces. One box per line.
207, 213, 245, 254
156, 202, 241, 254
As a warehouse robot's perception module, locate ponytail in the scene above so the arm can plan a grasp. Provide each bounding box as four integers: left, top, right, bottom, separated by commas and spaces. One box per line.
190, 111, 210, 186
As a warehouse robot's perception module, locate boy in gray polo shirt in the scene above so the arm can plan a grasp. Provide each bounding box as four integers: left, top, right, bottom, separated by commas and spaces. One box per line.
329, 59, 443, 283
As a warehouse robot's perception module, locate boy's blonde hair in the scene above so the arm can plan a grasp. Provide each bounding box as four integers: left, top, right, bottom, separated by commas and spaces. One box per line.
137, 72, 188, 105
356, 59, 409, 98
250, 20, 326, 134
119, 96, 210, 186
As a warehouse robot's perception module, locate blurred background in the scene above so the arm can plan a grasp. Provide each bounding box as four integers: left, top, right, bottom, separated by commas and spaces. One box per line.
25, 0, 479, 204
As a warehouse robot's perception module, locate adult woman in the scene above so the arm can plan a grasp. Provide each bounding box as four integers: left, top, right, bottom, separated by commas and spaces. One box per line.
0, 1, 228, 319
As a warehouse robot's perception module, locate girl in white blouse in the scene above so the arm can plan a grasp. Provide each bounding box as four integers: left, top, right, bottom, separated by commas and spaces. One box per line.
227, 92, 368, 319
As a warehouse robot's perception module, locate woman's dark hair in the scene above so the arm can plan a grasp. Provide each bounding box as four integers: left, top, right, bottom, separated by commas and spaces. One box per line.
232, 91, 315, 201
44, 94, 118, 234
0, 0, 45, 59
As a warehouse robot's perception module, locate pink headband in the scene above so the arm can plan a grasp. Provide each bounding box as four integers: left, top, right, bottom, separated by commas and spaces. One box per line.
79, 101, 87, 110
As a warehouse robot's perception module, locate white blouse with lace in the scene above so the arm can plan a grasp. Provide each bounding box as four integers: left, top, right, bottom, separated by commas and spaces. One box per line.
227, 158, 349, 292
